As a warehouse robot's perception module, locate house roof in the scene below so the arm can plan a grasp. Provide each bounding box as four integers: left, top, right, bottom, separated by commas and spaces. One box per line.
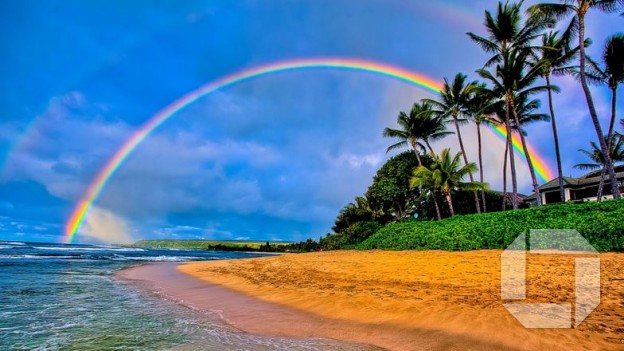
538, 176, 579, 191
538, 164, 624, 191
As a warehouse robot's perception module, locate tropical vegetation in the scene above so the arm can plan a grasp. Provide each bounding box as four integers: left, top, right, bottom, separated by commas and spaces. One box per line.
281, 1, 624, 252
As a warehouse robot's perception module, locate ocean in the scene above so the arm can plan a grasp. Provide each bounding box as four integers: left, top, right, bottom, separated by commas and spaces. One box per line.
0, 241, 374, 351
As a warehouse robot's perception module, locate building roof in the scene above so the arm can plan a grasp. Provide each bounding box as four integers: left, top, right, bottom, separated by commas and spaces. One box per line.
538, 164, 624, 191
538, 176, 579, 191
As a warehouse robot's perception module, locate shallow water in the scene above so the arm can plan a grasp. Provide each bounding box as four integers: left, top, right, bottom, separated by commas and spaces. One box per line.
0, 241, 376, 350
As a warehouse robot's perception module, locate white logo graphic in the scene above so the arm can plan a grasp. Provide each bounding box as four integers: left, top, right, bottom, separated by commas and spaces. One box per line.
501, 229, 600, 328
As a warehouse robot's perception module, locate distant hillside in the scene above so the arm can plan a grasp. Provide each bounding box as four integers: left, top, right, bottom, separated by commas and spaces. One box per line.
132, 239, 291, 252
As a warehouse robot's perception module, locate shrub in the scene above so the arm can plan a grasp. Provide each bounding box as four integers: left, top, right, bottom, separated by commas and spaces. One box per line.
359, 200, 624, 252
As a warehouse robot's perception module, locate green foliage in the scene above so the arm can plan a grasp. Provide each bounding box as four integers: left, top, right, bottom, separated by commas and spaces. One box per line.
365, 151, 431, 220
417, 190, 506, 219
359, 200, 624, 252
321, 221, 383, 250
332, 197, 375, 233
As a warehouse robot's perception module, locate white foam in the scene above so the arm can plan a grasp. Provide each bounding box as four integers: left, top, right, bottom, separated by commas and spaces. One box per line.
0, 241, 25, 246
33, 246, 145, 252
110, 255, 203, 262
0, 255, 75, 259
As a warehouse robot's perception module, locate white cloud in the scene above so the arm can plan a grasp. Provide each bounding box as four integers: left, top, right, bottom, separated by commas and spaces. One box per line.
79, 206, 134, 244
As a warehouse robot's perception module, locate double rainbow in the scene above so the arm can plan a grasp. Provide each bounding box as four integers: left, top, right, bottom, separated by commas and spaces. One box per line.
64, 58, 553, 243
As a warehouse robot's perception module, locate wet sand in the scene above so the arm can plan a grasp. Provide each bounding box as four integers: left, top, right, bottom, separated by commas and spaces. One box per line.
124, 251, 624, 350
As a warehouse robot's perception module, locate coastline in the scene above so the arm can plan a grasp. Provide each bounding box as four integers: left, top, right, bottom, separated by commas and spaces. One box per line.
117, 262, 383, 350
121, 251, 624, 351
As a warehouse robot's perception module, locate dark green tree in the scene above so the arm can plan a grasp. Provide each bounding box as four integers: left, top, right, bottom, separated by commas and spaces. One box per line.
365, 151, 432, 220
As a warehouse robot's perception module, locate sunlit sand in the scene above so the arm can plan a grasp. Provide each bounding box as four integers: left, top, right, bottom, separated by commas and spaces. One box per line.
177, 250, 624, 351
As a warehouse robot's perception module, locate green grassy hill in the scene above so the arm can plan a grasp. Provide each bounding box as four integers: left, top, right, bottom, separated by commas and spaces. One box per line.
359, 200, 624, 252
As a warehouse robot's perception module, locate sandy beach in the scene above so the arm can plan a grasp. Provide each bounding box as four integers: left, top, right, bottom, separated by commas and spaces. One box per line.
127, 250, 624, 350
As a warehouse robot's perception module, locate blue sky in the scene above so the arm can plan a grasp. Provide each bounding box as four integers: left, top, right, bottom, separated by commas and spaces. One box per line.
0, 0, 621, 244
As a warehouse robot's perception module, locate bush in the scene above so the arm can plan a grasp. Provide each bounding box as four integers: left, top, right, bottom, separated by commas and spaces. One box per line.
359, 200, 624, 252
321, 221, 383, 250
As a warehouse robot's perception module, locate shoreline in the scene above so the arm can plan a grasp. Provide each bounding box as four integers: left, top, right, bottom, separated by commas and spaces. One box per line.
117, 262, 383, 350
120, 251, 624, 351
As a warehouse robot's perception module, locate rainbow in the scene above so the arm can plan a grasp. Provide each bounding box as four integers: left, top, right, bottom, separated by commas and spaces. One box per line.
489, 124, 553, 183
64, 58, 553, 243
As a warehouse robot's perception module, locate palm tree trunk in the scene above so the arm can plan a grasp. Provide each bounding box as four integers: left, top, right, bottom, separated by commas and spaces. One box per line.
504, 101, 518, 209
410, 140, 422, 166
502, 134, 509, 211
432, 191, 442, 221
578, 14, 621, 199
453, 116, 481, 213
510, 98, 542, 206
607, 87, 617, 148
597, 167, 606, 201
600, 86, 619, 202
446, 192, 455, 217
476, 122, 487, 212
546, 74, 565, 203
394, 201, 404, 220
424, 140, 435, 155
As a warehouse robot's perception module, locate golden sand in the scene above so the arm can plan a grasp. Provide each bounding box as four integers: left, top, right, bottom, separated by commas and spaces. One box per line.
178, 250, 624, 350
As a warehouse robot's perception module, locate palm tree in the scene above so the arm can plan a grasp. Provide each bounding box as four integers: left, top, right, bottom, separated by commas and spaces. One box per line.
411, 148, 488, 216
411, 168, 443, 221
575, 134, 624, 200
533, 28, 582, 202
424, 73, 482, 213
574, 132, 624, 201
468, 1, 552, 67
528, 0, 624, 200
413, 101, 453, 154
467, 87, 498, 212
477, 48, 550, 207
583, 34, 624, 199
576, 134, 624, 170
383, 102, 452, 166
586, 34, 624, 148
468, 0, 552, 209
487, 93, 549, 209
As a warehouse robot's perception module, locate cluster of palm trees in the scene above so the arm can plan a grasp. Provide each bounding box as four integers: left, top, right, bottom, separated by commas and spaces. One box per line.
384, 0, 623, 219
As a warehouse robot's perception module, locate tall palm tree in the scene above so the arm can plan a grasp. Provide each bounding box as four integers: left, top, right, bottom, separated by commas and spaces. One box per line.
468, 1, 552, 67
488, 94, 549, 209
533, 28, 582, 202
477, 48, 550, 207
584, 34, 624, 199
467, 87, 498, 212
528, 0, 624, 199
424, 73, 482, 213
468, 0, 552, 208
383, 102, 452, 166
411, 148, 488, 217
586, 34, 624, 147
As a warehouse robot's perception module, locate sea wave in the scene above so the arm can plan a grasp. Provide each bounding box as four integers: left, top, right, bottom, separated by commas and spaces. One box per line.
0, 241, 26, 246
109, 255, 205, 262
0, 254, 77, 259
33, 246, 145, 252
